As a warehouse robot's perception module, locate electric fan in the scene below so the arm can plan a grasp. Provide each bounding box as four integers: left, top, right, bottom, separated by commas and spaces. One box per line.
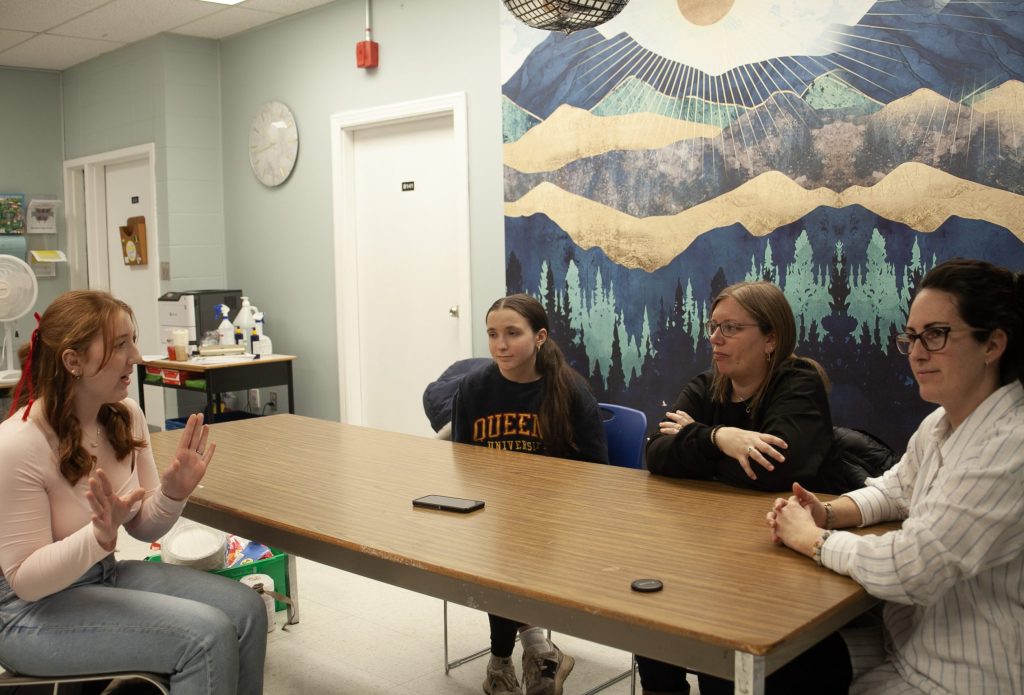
0, 255, 39, 382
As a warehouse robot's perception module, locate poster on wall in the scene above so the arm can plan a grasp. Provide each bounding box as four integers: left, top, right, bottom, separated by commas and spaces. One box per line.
27, 199, 60, 233
500, 0, 1024, 450
0, 193, 25, 234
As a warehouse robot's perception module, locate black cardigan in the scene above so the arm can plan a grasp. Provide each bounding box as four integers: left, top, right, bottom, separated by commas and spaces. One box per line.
646, 358, 834, 491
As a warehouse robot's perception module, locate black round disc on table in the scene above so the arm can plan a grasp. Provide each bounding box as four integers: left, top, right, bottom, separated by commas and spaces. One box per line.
631, 578, 663, 593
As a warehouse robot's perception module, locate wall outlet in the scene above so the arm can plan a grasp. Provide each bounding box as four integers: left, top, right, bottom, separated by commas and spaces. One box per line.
248, 388, 260, 409
267, 391, 278, 412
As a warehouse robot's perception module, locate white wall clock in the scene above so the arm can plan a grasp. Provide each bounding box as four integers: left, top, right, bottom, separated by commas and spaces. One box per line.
249, 100, 299, 187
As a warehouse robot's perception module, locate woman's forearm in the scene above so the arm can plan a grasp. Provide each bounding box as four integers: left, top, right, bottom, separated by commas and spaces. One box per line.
827, 494, 864, 529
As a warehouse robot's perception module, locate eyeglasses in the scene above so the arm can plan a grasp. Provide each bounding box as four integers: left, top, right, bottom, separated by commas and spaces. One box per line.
704, 320, 760, 338
894, 326, 979, 355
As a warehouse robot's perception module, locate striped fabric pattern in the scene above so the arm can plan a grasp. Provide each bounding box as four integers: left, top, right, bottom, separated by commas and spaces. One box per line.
824, 381, 1024, 695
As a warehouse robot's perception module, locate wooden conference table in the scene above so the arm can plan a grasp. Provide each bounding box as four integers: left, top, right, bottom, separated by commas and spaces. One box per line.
151, 414, 889, 695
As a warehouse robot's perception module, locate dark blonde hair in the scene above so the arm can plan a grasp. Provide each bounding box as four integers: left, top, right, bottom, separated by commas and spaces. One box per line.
487, 293, 582, 457
709, 281, 827, 414
11, 290, 145, 485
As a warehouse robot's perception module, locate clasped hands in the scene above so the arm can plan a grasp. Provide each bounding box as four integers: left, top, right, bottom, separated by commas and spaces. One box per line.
659, 410, 788, 480
88, 413, 215, 551
766, 482, 827, 557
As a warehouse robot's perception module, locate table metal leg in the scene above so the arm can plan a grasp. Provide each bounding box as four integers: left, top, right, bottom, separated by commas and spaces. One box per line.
285, 553, 300, 626
734, 652, 765, 695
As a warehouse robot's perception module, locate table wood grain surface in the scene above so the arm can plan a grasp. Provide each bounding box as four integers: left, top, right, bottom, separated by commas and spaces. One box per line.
150, 414, 892, 681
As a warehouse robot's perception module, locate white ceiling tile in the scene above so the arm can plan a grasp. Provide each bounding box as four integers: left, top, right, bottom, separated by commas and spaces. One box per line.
0, 0, 338, 71
50, 0, 223, 43
0, 0, 112, 32
0, 28, 33, 53
0, 33, 123, 71
241, 0, 335, 14
172, 7, 280, 39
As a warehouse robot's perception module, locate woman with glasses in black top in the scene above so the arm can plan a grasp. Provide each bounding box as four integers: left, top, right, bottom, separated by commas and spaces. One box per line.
639, 280, 845, 695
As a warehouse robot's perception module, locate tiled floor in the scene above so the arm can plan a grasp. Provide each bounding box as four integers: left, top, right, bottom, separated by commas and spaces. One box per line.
115, 525, 702, 695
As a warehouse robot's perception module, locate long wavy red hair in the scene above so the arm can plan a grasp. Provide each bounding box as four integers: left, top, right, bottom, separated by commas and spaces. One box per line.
11, 290, 145, 485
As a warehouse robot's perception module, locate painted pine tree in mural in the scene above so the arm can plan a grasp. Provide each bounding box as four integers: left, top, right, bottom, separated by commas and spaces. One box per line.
501, 0, 1024, 450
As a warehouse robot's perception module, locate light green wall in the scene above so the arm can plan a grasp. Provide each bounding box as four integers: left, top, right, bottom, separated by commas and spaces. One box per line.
14, 0, 504, 422
62, 35, 227, 290
220, 0, 505, 421
0, 68, 65, 341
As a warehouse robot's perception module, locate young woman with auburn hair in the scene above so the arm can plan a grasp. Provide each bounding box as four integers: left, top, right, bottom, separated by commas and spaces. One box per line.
0, 290, 267, 693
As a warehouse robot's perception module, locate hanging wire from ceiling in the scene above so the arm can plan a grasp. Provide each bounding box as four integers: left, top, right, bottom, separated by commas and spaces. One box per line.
503, 0, 631, 34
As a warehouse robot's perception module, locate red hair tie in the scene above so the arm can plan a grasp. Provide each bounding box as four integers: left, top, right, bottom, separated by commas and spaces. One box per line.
8, 312, 41, 421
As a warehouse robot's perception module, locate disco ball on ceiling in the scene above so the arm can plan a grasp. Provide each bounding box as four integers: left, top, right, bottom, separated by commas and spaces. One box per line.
503, 0, 631, 34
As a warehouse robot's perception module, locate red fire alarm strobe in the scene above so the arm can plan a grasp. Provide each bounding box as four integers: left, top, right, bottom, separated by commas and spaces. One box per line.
356, 40, 379, 68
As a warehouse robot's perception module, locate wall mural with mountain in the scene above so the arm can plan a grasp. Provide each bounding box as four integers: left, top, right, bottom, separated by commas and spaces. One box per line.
500, 0, 1024, 451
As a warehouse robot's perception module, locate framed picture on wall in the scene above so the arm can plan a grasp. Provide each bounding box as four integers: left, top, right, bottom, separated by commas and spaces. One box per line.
0, 193, 25, 234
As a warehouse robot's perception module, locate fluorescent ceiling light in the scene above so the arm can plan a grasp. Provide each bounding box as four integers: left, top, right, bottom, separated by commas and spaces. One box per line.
200, 0, 245, 5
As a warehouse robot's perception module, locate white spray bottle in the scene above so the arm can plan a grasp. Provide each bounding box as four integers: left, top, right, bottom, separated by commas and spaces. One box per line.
253, 311, 273, 355
216, 304, 235, 346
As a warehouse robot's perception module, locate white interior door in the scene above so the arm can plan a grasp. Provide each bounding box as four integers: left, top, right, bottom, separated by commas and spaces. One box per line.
333, 95, 472, 437
65, 146, 164, 429
103, 159, 162, 427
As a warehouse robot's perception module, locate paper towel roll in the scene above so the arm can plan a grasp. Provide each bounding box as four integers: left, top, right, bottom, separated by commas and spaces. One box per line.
239, 573, 276, 633
0, 234, 27, 261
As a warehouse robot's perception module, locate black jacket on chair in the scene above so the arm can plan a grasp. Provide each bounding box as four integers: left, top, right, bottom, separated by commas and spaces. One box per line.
816, 426, 899, 495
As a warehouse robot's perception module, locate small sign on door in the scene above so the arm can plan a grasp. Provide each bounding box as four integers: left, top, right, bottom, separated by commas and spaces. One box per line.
401, 181, 415, 192
131, 196, 140, 204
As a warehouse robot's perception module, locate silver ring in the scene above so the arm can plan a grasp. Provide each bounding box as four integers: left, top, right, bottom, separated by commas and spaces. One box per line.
746, 446, 754, 453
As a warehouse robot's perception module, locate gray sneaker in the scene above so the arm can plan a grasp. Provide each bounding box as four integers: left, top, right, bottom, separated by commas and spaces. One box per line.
522, 642, 574, 695
483, 655, 521, 695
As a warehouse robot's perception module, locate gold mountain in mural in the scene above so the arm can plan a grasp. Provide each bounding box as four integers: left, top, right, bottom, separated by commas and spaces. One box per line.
505, 162, 1024, 271
969, 79, 1024, 115
503, 104, 721, 174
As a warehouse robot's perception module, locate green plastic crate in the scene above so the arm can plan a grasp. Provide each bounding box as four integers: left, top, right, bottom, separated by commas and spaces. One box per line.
145, 547, 290, 611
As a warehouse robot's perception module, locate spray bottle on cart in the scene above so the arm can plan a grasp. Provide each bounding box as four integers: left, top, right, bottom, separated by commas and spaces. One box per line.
233, 297, 257, 351
253, 311, 273, 355
215, 304, 235, 346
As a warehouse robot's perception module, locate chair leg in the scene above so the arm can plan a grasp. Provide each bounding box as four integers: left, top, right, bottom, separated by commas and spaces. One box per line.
443, 599, 493, 674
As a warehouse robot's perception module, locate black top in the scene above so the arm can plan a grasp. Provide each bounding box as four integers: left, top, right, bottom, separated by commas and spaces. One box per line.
451, 362, 609, 465
646, 358, 834, 491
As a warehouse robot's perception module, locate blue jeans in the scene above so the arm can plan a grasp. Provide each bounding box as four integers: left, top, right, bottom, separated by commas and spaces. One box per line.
0, 556, 267, 694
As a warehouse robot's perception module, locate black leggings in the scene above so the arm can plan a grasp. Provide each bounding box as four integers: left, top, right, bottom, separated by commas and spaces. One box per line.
635, 631, 852, 694
489, 613, 526, 658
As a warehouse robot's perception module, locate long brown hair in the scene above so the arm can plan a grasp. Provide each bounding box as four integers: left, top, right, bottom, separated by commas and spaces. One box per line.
487, 293, 582, 456
709, 281, 827, 414
10, 290, 146, 485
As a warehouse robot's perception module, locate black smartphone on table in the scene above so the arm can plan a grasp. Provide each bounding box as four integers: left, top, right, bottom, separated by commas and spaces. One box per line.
412, 495, 485, 513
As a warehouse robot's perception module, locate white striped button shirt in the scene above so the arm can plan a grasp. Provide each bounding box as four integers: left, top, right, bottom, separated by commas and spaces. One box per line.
823, 381, 1024, 695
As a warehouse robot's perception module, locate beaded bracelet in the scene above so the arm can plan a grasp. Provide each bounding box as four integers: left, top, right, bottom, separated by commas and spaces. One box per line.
710, 425, 723, 450
824, 502, 836, 530
813, 530, 834, 567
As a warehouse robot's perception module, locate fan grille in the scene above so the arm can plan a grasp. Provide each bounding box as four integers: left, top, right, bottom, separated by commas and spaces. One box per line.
503, 0, 630, 34
0, 255, 39, 321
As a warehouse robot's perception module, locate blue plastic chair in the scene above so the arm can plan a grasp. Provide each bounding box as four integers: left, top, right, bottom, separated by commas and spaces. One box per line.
599, 403, 648, 469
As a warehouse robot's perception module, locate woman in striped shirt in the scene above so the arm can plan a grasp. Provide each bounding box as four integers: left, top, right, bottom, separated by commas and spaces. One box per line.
769, 258, 1024, 694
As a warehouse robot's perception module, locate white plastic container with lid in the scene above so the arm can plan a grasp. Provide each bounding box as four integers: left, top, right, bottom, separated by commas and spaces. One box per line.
233, 296, 257, 335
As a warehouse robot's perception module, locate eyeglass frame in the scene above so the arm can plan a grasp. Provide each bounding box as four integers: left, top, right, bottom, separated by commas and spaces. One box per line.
704, 320, 762, 339
894, 325, 987, 355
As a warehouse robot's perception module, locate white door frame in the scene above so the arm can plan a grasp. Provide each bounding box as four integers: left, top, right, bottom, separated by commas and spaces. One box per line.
330, 93, 473, 425
62, 143, 160, 292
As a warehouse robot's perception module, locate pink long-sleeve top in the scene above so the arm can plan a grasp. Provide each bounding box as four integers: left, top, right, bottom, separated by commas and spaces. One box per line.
0, 398, 186, 601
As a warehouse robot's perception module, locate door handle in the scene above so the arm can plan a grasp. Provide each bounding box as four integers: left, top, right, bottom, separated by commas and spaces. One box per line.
449, 305, 459, 318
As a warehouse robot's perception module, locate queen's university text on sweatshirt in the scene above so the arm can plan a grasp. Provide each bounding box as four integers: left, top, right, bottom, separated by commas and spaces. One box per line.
472, 412, 543, 452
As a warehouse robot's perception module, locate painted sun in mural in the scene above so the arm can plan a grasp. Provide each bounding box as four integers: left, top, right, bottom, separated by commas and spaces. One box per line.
595, 0, 875, 75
